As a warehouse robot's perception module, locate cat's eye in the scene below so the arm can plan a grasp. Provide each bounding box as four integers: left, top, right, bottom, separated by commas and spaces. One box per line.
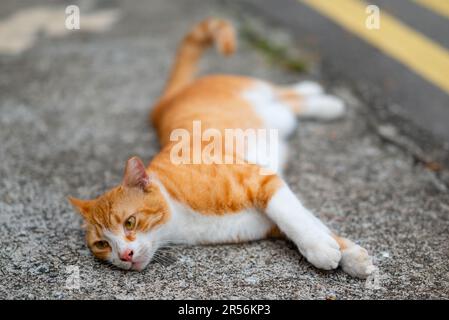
94, 240, 109, 250
124, 216, 136, 231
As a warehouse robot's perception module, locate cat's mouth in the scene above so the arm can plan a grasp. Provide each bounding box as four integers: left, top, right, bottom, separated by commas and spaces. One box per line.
130, 261, 146, 271
117, 260, 144, 271
129, 247, 157, 271
115, 245, 157, 271
115, 259, 145, 271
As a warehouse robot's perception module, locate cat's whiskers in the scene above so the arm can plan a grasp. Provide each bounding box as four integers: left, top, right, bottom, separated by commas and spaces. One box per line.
152, 253, 174, 266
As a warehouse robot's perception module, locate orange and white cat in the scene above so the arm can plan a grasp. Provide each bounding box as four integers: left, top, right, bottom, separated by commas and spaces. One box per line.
69, 18, 375, 278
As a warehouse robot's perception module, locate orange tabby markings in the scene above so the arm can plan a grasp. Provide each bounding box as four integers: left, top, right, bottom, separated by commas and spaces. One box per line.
150, 149, 283, 214
68, 17, 374, 277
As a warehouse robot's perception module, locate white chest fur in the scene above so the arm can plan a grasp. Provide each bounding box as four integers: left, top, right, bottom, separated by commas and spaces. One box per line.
165, 201, 274, 245
156, 182, 275, 245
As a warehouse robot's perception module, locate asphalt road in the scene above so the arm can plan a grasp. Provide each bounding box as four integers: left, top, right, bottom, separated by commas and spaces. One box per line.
0, 0, 448, 299
234, 0, 449, 169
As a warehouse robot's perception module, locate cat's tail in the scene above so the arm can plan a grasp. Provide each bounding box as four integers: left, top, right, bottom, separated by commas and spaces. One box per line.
161, 18, 236, 99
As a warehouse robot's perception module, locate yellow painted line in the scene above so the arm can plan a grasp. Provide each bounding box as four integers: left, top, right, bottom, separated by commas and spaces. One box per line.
299, 0, 449, 94
414, 0, 449, 20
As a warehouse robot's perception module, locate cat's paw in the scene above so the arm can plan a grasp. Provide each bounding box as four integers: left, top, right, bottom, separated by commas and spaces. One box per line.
292, 81, 324, 96
301, 233, 342, 270
340, 244, 375, 278
301, 95, 346, 120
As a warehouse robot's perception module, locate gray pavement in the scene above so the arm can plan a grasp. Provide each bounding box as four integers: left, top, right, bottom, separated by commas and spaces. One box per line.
235, 0, 449, 171
0, 0, 448, 299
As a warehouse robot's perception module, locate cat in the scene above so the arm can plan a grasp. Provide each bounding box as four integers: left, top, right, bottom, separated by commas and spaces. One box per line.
69, 18, 375, 278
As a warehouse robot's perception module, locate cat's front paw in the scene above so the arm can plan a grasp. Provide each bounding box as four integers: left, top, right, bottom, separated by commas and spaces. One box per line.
340, 244, 375, 278
301, 233, 342, 270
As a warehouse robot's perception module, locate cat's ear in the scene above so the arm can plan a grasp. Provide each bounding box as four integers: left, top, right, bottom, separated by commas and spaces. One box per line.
68, 196, 94, 219
122, 156, 151, 191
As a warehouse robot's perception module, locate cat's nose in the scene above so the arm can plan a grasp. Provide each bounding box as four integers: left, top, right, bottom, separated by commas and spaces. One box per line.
119, 249, 134, 262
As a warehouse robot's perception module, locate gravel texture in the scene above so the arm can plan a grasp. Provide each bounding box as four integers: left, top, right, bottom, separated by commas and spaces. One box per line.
0, 0, 448, 299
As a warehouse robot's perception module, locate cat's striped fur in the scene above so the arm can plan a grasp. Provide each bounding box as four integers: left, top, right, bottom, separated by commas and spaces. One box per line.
69, 18, 374, 278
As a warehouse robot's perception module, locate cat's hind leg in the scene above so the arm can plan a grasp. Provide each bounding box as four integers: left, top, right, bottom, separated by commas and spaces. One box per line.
275, 82, 345, 120
290, 80, 324, 96
243, 82, 297, 138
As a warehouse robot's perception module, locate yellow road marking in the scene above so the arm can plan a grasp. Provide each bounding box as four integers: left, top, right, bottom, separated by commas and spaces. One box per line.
414, 0, 449, 20
299, 0, 449, 94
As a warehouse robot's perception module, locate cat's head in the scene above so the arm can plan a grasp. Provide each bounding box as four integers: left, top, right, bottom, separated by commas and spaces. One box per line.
68, 157, 169, 271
